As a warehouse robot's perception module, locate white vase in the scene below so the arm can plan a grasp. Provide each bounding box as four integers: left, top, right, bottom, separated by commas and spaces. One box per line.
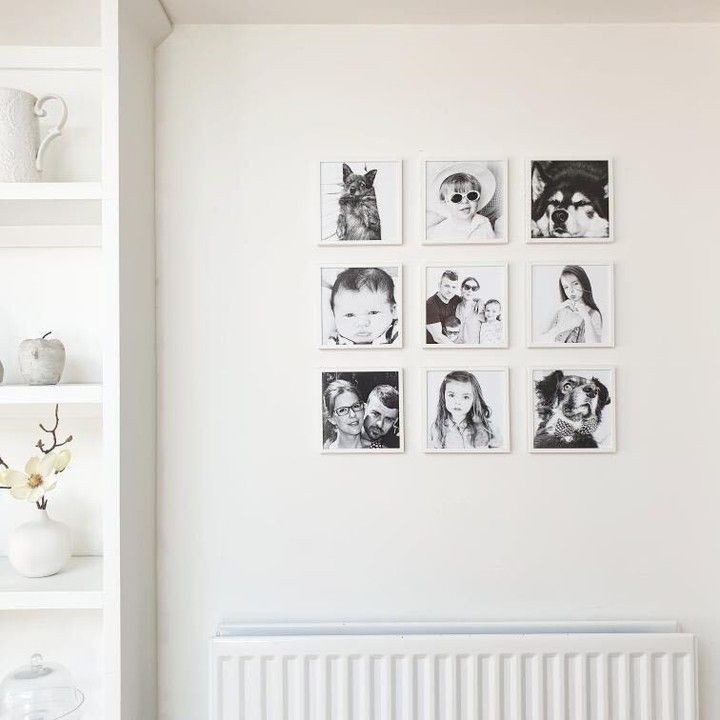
0, 87, 68, 182
8, 509, 71, 578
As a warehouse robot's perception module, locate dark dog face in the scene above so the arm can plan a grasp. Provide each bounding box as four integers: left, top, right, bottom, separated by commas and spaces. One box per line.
531, 161, 609, 238
535, 370, 611, 423
342, 163, 377, 200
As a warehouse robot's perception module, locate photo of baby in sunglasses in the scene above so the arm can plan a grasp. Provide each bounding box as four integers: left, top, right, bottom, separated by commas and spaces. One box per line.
424, 160, 507, 244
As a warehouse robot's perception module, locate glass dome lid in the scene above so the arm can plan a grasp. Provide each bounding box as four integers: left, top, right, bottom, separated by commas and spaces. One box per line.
0, 654, 84, 720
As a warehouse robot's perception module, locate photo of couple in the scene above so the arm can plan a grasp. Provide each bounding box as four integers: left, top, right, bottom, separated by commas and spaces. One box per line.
424, 265, 508, 347
424, 160, 507, 244
319, 160, 402, 245
320, 265, 401, 348
529, 263, 614, 347
321, 370, 402, 452
425, 368, 509, 452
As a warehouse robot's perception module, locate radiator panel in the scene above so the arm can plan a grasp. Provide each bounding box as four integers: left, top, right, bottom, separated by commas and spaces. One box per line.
212, 632, 697, 720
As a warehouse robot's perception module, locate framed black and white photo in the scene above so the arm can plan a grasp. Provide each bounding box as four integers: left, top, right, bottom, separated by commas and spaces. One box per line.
424, 160, 507, 244
423, 264, 508, 348
320, 369, 403, 453
424, 368, 510, 453
319, 160, 402, 245
319, 265, 402, 348
527, 159, 613, 243
529, 367, 616, 453
528, 263, 614, 347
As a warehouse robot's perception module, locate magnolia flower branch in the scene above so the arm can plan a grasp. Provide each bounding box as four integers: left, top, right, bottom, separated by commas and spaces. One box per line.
0, 404, 73, 509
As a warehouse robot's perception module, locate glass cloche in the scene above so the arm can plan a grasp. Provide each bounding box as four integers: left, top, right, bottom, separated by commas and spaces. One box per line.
0, 654, 84, 720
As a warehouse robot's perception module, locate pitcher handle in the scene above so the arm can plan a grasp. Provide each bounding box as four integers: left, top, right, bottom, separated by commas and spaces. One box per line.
34, 94, 68, 172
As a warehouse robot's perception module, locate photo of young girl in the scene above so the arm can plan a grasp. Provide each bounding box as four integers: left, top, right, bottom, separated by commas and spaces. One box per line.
321, 370, 403, 453
529, 263, 614, 347
424, 160, 507, 244
424, 264, 508, 347
425, 368, 509, 452
320, 160, 402, 245
320, 265, 401, 348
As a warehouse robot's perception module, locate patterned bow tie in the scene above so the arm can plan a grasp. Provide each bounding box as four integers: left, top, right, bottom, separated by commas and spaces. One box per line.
554, 416, 598, 439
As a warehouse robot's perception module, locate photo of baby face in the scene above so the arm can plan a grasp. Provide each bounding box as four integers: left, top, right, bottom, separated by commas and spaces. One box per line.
320, 265, 402, 348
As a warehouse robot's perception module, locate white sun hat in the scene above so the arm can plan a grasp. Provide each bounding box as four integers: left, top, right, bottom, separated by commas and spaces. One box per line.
428, 162, 497, 219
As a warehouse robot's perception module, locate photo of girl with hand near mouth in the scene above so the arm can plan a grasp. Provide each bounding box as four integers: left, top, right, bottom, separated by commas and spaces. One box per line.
529, 263, 614, 347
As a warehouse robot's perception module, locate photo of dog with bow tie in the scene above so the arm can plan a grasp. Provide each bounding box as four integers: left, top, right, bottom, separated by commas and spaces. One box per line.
531, 368, 615, 452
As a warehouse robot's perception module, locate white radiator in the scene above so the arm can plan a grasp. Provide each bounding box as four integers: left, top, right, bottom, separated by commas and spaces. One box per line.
211, 623, 697, 720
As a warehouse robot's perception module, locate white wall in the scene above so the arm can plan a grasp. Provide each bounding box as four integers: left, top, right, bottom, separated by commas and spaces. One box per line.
156, 24, 720, 719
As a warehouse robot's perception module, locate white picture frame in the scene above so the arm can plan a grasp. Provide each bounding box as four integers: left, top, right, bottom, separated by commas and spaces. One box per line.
528, 366, 616, 453
526, 158, 614, 244
527, 262, 614, 348
422, 158, 508, 245
319, 159, 402, 246
422, 263, 509, 348
319, 368, 404, 454
318, 264, 403, 349
423, 367, 510, 453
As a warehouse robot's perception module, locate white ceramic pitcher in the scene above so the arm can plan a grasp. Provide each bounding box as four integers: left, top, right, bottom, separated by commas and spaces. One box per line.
0, 87, 68, 182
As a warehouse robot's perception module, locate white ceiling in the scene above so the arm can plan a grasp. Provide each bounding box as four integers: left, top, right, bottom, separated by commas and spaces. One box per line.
160, 0, 720, 24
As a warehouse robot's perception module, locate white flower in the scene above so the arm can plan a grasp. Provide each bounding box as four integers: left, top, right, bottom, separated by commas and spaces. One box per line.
7, 454, 58, 502
54, 449, 71, 472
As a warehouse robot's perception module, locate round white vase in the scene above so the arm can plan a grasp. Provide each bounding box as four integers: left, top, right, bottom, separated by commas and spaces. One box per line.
8, 510, 71, 578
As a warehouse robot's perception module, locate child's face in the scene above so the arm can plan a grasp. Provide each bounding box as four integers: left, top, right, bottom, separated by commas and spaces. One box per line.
561, 273, 584, 303
443, 326, 461, 342
444, 380, 474, 419
444, 185, 480, 220
484, 302, 500, 321
330, 391, 364, 436
333, 288, 396, 344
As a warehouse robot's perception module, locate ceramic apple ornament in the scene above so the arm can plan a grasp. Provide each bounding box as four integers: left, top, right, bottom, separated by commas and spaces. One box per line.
19, 331, 66, 385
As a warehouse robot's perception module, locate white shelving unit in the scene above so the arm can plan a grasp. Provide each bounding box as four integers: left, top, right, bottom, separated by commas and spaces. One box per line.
0, 2, 170, 718
0, 182, 103, 200
0, 556, 103, 610
0, 383, 102, 405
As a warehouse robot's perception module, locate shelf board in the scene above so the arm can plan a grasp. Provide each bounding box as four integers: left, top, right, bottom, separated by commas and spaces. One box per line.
0, 46, 102, 71
0, 225, 101, 248
0, 384, 102, 405
0, 183, 102, 201
0, 556, 103, 610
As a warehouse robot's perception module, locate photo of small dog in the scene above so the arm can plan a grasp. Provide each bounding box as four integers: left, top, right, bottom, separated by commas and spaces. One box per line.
532, 369, 614, 450
530, 160, 611, 240
320, 160, 401, 245
337, 163, 381, 242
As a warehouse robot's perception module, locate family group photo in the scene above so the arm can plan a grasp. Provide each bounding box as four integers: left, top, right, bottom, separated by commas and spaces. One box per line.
425, 368, 509, 452
319, 265, 402, 347
319, 160, 402, 245
424, 160, 507, 244
529, 263, 614, 346
321, 370, 403, 452
424, 265, 508, 347
530, 368, 615, 452
529, 159, 612, 242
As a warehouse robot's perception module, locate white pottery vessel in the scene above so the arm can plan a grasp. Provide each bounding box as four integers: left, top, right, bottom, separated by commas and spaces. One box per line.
19, 335, 66, 385
0, 87, 68, 182
8, 509, 71, 578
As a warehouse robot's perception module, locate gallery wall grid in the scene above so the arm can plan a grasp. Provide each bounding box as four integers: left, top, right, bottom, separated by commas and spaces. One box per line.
316, 157, 616, 454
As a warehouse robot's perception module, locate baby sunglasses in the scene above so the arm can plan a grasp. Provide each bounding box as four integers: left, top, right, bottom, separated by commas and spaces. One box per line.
448, 191, 480, 203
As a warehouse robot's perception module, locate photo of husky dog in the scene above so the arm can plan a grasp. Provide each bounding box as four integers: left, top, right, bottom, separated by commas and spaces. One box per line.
336, 163, 382, 242
532, 369, 613, 450
531, 160, 611, 240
